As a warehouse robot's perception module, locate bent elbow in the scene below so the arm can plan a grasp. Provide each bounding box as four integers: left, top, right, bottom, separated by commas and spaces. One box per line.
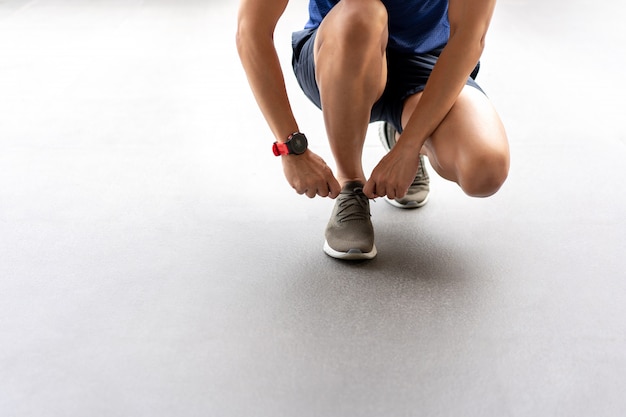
478, 31, 487, 53
236, 18, 273, 59
235, 19, 248, 56
235, 16, 254, 56
449, 25, 489, 58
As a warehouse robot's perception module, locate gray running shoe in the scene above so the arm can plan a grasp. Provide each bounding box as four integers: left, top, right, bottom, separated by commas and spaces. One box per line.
324, 181, 377, 260
378, 121, 430, 209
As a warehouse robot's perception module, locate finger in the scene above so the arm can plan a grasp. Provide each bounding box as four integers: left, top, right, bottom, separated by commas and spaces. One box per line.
368, 177, 382, 199
363, 179, 376, 199
305, 188, 316, 198
327, 177, 341, 199
317, 185, 329, 198
375, 184, 386, 199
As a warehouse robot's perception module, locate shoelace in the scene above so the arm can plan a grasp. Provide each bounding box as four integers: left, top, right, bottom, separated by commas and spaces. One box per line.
411, 164, 429, 187
336, 187, 370, 222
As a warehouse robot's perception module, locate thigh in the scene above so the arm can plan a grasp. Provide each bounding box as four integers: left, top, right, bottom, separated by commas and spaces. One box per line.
402, 85, 509, 182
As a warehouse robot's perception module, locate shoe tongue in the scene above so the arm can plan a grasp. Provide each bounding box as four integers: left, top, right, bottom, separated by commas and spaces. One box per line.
342, 181, 364, 193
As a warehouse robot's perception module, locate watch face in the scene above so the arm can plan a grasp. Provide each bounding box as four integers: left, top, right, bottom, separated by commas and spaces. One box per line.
290, 133, 308, 154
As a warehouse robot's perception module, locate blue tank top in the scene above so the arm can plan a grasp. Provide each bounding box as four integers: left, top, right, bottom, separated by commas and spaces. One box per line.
304, 0, 450, 54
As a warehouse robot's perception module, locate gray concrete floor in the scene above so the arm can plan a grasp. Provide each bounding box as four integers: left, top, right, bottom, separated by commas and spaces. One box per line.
1, 0, 625, 416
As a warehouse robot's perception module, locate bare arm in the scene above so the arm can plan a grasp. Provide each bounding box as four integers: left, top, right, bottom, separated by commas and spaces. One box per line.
400, 0, 497, 149
236, 0, 340, 198
236, 0, 297, 140
364, 0, 497, 199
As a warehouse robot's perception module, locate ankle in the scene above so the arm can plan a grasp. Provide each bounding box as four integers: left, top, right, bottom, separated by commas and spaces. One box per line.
338, 176, 366, 187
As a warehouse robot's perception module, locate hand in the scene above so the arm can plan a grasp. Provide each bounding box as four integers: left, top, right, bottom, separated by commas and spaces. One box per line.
363, 142, 421, 200
282, 150, 341, 198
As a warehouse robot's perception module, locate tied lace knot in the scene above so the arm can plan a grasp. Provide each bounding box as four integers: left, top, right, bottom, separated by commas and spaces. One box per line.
336, 186, 370, 222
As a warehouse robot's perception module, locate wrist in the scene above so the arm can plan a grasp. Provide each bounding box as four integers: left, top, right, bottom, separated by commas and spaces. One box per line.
272, 132, 308, 156
395, 135, 424, 155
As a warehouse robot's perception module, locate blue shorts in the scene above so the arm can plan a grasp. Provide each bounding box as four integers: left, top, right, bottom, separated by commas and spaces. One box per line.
292, 28, 483, 133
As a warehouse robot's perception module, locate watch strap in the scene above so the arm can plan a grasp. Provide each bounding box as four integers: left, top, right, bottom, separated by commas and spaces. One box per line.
272, 132, 304, 156
272, 141, 290, 156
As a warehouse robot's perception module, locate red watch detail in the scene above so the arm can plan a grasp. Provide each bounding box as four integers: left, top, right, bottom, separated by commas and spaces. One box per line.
272, 141, 289, 156
272, 132, 307, 156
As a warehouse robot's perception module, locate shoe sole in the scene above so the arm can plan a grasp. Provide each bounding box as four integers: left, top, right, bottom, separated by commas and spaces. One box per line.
323, 241, 377, 260
384, 194, 429, 209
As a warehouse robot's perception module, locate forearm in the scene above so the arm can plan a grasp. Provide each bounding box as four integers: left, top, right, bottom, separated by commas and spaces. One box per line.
398, 34, 484, 151
236, 26, 298, 142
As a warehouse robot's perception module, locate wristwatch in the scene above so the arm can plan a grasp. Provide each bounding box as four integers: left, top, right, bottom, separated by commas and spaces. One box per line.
272, 132, 308, 156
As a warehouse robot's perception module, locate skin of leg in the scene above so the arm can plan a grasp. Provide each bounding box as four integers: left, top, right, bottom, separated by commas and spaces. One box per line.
313, 0, 388, 186
401, 86, 510, 197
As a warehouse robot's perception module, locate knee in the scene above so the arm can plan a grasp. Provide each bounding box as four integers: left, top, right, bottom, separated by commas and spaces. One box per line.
458, 148, 510, 198
331, 0, 388, 44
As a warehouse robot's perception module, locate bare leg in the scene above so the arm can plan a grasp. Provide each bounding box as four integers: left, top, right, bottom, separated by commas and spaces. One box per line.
401, 86, 510, 197
314, 0, 388, 185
